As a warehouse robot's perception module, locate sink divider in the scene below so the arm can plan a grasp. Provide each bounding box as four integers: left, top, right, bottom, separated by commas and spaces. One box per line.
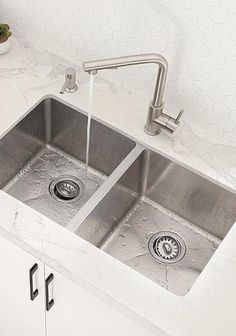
66, 144, 144, 232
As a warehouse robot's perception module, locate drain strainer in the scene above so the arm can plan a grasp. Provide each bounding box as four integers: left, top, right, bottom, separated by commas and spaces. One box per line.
49, 175, 84, 203
148, 231, 186, 264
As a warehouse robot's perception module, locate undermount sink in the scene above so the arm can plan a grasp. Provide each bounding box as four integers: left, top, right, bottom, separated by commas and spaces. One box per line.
0, 98, 135, 226
1, 97, 236, 296
76, 150, 236, 296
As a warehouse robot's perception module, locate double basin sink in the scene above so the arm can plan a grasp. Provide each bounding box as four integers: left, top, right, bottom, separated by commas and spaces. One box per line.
1, 97, 236, 296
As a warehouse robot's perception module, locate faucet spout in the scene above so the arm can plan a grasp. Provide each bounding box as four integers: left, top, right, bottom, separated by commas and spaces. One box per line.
83, 53, 167, 107
83, 53, 183, 135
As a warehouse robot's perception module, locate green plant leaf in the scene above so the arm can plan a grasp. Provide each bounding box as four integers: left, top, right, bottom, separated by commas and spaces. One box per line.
0, 23, 12, 41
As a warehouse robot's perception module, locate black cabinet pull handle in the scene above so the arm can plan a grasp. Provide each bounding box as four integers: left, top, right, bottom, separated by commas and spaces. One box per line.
29, 263, 39, 301
45, 273, 54, 311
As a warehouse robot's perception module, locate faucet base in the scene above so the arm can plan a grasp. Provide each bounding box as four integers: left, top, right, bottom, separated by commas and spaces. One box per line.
144, 103, 162, 136
144, 124, 161, 136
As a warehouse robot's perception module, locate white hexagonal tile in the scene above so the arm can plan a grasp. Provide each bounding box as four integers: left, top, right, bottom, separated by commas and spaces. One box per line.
1, 0, 236, 141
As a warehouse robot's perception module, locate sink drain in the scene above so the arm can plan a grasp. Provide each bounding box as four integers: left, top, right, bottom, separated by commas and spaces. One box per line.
148, 231, 186, 264
49, 175, 84, 203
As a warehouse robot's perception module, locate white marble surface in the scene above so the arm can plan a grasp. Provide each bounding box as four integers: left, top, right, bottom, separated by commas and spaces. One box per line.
3, 0, 236, 145
1, 38, 236, 336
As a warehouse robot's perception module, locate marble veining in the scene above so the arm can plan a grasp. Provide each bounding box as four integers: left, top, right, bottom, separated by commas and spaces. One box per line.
0, 38, 236, 335
2, 0, 236, 145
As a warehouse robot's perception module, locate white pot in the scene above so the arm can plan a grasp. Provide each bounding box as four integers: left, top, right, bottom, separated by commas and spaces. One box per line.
0, 39, 11, 55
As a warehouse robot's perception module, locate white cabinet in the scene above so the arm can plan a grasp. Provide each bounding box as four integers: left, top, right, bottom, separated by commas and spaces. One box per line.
0, 235, 45, 336
45, 265, 156, 336
0, 235, 159, 336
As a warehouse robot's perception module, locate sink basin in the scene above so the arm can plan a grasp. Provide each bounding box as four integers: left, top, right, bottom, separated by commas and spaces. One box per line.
0, 98, 135, 226
76, 149, 236, 295
2, 96, 236, 296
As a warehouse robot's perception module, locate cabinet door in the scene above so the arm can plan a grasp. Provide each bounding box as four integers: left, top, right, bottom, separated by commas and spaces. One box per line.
0, 235, 45, 336
45, 265, 161, 336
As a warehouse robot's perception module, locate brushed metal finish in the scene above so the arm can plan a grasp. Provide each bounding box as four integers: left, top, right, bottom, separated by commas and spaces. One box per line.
0, 98, 135, 226
4, 145, 104, 226
49, 175, 85, 203
77, 150, 236, 295
60, 68, 78, 94
83, 53, 184, 135
148, 231, 186, 264
1, 96, 236, 295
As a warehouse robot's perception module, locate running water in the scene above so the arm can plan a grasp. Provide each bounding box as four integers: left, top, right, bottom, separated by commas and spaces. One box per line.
85, 74, 95, 183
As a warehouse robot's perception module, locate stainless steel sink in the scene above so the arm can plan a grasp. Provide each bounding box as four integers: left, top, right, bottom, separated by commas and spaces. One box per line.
0, 98, 135, 226
1, 96, 236, 296
76, 150, 236, 296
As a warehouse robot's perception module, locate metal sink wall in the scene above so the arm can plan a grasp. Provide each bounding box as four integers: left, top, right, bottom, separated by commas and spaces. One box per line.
0, 98, 135, 225
1, 96, 236, 296
76, 150, 236, 295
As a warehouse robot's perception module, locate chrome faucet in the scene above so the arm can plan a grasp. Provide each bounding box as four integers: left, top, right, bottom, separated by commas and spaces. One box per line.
83, 53, 184, 135
60, 68, 78, 94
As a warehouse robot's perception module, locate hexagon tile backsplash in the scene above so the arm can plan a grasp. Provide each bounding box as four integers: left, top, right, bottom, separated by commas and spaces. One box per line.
1, 0, 236, 144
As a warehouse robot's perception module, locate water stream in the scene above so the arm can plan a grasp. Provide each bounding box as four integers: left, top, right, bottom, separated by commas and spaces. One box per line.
85, 74, 95, 184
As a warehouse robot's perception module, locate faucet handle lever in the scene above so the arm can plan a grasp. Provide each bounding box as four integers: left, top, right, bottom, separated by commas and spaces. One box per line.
174, 109, 184, 125
153, 108, 184, 134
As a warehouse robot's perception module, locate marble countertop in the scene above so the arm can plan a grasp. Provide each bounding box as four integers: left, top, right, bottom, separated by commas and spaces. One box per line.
1, 38, 236, 336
